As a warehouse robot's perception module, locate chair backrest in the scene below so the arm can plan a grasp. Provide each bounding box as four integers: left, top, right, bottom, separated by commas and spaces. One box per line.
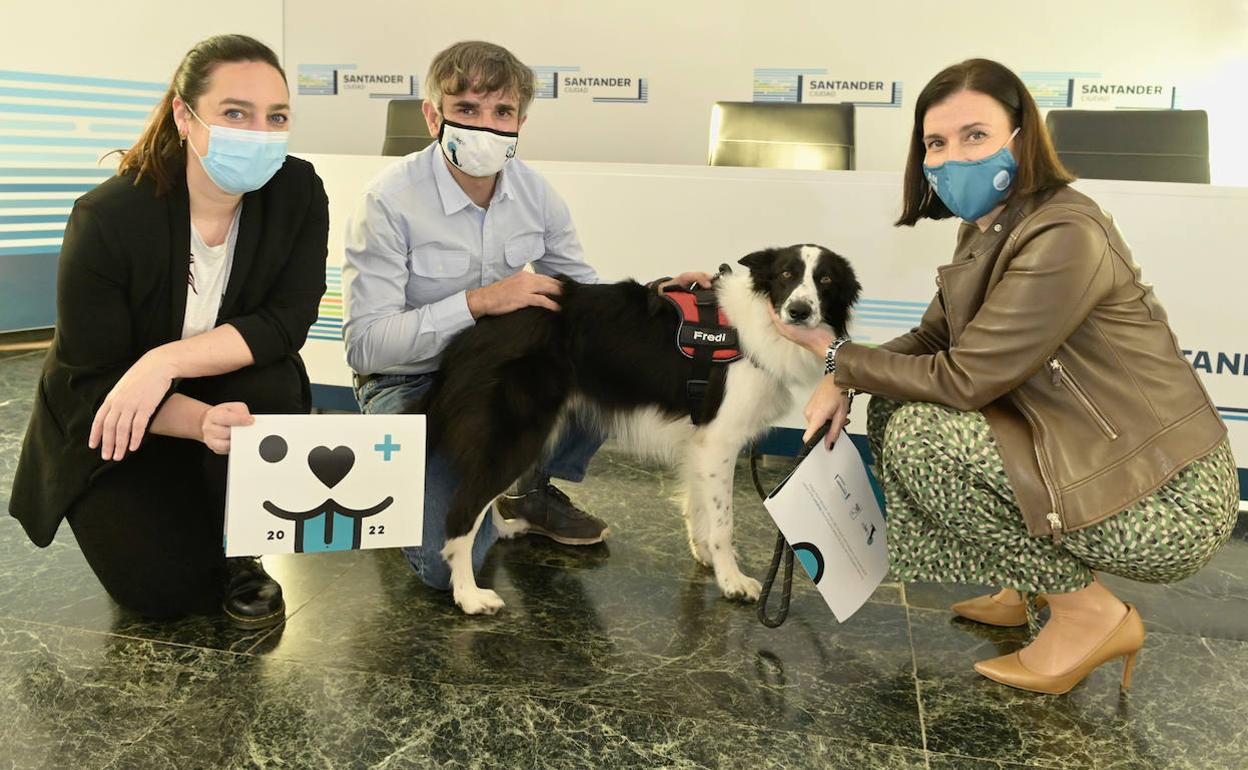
1044, 109, 1210, 184
381, 99, 435, 156
708, 101, 855, 170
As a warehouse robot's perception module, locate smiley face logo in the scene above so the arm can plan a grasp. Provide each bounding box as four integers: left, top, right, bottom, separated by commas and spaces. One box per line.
257, 435, 394, 553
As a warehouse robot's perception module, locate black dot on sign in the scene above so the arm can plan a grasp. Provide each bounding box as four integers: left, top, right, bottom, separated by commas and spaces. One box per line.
259, 435, 288, 463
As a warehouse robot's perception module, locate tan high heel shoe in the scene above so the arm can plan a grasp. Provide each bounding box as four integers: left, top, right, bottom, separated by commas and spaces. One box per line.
951, 592, 1048, 628
972, 603, 1145, 695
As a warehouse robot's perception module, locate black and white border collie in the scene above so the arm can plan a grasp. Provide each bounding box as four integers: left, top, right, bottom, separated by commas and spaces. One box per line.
416, 245, 860, 614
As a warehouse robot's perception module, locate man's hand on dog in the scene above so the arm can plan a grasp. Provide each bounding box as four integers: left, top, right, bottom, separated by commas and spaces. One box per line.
467, 271, 563, 317
659, 272, 715, 291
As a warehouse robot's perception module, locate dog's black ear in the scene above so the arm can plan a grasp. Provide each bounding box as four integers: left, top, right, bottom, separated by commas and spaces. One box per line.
737, 249, 775, 271
820, 255, 863, 337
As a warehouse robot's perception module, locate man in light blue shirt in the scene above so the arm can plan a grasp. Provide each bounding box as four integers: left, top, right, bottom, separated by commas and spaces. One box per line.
344, 41, 608, 592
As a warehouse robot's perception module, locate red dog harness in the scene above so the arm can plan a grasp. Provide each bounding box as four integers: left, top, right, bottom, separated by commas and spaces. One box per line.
661, 284, 742, 425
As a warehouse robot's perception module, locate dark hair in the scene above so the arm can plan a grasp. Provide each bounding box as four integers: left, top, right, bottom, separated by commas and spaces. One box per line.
117, 34, 286, 195
896, 58, 1074, 226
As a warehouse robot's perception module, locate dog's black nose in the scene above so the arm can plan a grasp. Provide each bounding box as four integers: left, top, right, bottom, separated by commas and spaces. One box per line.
786, 302, 813, 322
308, 445, 355, 489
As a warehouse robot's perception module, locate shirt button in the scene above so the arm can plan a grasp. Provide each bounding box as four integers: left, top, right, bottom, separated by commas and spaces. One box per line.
993, 224, 1003, 232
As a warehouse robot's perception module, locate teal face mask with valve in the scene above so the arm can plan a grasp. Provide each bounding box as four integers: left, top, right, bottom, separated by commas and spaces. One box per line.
923, 127, 1020, 221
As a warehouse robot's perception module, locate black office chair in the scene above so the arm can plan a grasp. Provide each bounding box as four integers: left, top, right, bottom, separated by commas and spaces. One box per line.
708, 101, 855, 170
1045, 109, 1210, 183
381, 99, 435, 156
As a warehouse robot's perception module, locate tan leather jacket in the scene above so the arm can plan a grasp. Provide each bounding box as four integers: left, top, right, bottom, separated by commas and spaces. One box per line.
837, 186, 1226, 539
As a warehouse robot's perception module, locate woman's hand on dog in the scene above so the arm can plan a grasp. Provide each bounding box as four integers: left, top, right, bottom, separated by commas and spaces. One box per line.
767, 305, 837, 355
466, 272, 563, 317
201, 401, 254, 455
803, 375, 851, 449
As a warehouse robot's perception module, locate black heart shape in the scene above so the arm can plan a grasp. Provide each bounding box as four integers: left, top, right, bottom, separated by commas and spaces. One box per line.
307, 445, 355, 489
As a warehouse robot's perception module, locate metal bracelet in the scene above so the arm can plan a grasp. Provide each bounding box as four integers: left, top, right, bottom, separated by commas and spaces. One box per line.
824, 336, 850, 375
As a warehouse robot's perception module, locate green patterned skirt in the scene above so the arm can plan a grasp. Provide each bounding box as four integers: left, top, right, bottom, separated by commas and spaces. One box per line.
866, 397, 1240, 594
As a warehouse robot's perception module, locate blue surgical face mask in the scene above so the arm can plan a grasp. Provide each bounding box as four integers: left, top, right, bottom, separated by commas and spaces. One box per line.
922, 127, 1020, 221
183, 100, 289, 195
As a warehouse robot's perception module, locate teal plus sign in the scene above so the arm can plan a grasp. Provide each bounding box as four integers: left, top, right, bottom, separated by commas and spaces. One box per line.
374, 434, 401, 461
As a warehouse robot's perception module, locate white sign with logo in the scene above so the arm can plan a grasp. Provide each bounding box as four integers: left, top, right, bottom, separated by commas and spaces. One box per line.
800, 77, 895, 105
225, 415, 426, 557
338, 72, 416, 97
1070, 78, 1175, 110
763, 436, 889, 622
558, 73, 643, 100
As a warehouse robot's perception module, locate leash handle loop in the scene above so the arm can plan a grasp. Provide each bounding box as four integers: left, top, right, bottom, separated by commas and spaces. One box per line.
753, 422, 833, 629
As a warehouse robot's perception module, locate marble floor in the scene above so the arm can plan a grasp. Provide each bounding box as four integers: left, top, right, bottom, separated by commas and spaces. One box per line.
1, 347, 1246, 769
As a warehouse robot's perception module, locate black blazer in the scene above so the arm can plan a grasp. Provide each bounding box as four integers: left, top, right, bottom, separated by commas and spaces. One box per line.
9, 157, 329, 547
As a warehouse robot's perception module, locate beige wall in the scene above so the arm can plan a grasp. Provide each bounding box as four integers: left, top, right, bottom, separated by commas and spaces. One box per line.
284, 0, 1248, 185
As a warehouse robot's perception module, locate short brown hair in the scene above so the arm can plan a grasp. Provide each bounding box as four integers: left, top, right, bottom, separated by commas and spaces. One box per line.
896, 58, 1075, 226
425, 41, 535, 116
117, 34, 285, 195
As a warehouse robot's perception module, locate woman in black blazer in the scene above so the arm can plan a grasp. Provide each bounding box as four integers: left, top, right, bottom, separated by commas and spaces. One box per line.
8, 34, 328, 628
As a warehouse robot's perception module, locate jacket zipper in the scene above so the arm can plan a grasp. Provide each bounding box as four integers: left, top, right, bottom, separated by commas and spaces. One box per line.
1015, 398, 1065, 543
1046, 512, 1064, 544
1047, 357, 1119, 440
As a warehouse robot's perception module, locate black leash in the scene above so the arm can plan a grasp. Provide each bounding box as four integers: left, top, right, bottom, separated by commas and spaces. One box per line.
753, 421, 833, 629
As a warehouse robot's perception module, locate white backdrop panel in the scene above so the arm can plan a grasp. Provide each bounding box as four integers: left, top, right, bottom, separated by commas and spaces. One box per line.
298, 153, 1248, 472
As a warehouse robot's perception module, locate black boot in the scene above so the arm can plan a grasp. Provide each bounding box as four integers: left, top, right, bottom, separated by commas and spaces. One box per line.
222, 557, 285, 629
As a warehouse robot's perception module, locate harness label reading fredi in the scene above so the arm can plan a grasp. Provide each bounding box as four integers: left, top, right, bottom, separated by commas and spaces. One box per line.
663, 287, 742, 362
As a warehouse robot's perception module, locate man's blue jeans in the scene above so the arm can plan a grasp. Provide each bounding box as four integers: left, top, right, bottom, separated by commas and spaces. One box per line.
355, 373, 604, 590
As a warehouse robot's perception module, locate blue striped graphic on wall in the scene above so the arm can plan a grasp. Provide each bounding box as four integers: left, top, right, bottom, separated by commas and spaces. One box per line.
308, 266, 345, 342
532, 66, 580, 100
1021, 71, 1100, 108
0, 69, 157, 331
752, 68, 825, 103
1218, 406, 1248, 423
850, 297, 927, 342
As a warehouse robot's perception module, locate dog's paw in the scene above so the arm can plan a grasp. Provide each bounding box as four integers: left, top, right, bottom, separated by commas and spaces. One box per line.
454, 587, 506, 615
717, 572, 762, 602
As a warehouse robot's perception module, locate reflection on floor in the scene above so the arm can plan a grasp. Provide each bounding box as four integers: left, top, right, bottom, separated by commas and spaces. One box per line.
1, 349, 1245, 769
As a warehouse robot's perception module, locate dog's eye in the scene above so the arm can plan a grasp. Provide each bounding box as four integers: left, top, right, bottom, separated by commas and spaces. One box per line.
819, 276, 832, 284
781, 270, 793, 279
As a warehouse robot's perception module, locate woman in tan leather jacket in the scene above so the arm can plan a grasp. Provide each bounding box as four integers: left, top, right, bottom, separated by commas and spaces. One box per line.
775, 59, 1238, 695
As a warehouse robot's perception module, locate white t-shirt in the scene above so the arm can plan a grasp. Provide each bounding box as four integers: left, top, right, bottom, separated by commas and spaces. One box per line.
182, 207, 241, 340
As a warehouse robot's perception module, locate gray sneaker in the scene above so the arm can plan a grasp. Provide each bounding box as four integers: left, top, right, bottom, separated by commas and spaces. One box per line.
495, 484, 611, 545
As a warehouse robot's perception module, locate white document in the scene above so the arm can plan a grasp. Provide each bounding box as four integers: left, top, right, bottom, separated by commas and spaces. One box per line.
763, 436, 888, 622
225, 415, 425, 557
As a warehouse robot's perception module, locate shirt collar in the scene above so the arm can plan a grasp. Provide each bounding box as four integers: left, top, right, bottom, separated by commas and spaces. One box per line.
492, 164, 517, 203
430, 143, 517, 215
